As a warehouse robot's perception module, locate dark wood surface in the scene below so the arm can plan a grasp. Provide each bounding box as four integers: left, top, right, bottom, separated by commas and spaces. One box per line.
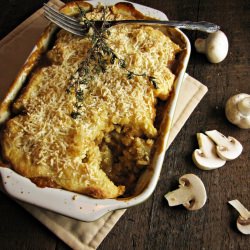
0, 0, 249, 249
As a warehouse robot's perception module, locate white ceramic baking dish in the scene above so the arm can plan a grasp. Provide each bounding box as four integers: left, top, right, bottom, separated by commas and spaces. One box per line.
0, 0, 190, 221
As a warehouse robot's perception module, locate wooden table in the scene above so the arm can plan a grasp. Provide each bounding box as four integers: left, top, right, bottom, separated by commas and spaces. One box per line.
0, 0, 249, 249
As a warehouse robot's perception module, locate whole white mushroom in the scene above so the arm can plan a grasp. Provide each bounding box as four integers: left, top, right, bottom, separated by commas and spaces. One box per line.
225, 93, 250, 129
195, 30, 229, 63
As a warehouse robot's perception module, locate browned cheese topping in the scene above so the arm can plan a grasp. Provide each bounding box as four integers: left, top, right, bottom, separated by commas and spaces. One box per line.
2, 5, 181, 198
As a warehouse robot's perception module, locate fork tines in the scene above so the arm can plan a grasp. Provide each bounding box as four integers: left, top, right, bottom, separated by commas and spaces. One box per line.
43, 4, 86, 36
43, 4, 220, 35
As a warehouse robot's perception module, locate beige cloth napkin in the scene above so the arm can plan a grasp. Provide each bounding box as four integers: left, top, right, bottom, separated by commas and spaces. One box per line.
0, 0, 208, 249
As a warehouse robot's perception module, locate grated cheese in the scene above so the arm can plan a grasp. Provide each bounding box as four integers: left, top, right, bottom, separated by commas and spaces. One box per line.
2, 6, 181, 198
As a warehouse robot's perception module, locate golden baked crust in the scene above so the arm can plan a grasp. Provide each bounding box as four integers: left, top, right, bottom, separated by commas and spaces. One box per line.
1, 1, 182, 198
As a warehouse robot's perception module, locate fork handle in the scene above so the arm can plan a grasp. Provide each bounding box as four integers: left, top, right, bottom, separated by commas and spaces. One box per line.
108, 20, 220, 33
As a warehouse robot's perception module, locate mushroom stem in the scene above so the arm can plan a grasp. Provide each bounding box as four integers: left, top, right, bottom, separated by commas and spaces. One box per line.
194, 38, 206, 53
165, 187, 192, 207
237, 97, 250, 116
228, 200, 250, 220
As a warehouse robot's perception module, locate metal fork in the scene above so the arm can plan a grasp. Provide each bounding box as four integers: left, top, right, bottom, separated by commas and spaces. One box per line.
43, 3, 220, 36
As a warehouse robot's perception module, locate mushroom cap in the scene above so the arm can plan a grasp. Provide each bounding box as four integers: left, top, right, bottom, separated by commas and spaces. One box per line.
205, 130, 243, 161
192, 133, 226, 170
225, 93, 250, 129
165, 173, 207, 211
205, 30, 229, 63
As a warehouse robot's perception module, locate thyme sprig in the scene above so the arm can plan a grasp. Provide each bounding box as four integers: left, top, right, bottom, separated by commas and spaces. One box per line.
67, 5, 158, 119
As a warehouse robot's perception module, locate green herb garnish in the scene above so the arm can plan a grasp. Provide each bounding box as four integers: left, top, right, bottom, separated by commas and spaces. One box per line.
68, 4, 158, 119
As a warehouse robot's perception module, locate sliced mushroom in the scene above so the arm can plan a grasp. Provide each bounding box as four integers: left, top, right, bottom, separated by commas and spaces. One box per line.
228, 199, 250, 235
206, 130, 243, 161
165, 174, 207, 211
192, 133, 226, 170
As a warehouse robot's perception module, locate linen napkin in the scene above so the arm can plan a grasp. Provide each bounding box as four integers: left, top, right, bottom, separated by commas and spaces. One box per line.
0, 0, 208, 249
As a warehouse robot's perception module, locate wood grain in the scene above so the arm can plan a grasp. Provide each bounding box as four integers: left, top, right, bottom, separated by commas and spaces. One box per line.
0, 0, 249, 249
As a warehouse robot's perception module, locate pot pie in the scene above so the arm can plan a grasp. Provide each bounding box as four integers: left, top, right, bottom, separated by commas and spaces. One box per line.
0, 1, 183, 199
